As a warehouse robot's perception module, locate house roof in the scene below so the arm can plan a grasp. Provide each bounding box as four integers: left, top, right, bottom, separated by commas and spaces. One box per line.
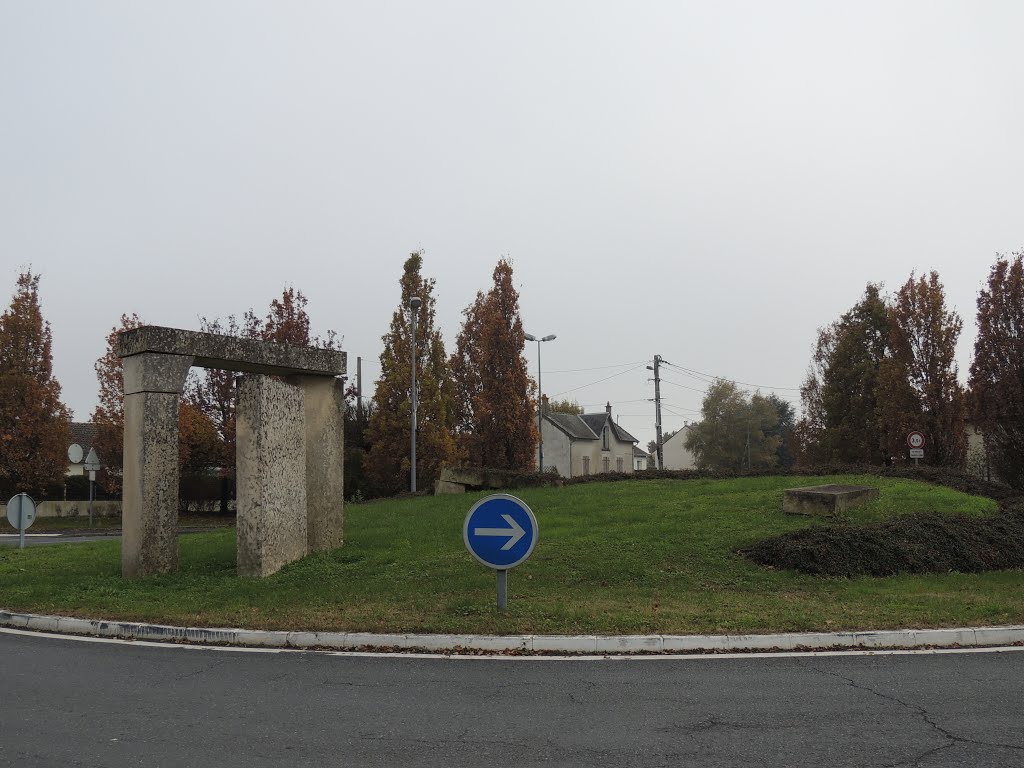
69, 422, 97, 453
545, 412, 599, 440
633, 445, 649, 458
546, 411, 639, 445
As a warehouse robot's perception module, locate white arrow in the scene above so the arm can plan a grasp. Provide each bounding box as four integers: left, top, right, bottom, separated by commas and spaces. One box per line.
474, 514, 526, 551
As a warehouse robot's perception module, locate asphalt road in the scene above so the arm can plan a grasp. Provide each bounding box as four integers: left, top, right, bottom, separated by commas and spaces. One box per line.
2, 632, 1023, 767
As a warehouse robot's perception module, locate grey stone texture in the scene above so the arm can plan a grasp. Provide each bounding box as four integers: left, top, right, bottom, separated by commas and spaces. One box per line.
236, 376, 309, 578
783, 484, 881, 516
289, 375, 345, 552
120, 325, 345, 377
122, 391, 183, 577
119, 325, 346, 578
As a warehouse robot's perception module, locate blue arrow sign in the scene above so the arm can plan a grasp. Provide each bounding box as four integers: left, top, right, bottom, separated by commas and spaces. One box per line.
463, 494, 539, 570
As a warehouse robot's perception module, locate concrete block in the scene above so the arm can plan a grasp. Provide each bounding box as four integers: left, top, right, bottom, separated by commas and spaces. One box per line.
345, 632, 409, 650
533, 635, 599, 653
595, 635, 663, 653
784, 484, 880, 516
852, 631, 913, 648
463, 635, 533, 652
236, 376, 308, 578
122, 391, 182, 577
122, 352, 193, 396
662, 635, 721, 652
913, 628, 978, 647
974, 626, 1024, 647
289, 375, 345, 553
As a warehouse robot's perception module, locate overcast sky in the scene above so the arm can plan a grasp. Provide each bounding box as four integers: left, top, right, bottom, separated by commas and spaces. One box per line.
2, 1, 1022, 449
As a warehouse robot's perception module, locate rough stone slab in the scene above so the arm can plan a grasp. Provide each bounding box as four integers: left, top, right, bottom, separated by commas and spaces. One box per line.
289, 376, 345, 553
122, 352, 193, 395
236, 376, 308, 578
596, 635, 663, 653
120, 325, 345, 377
783, 484, 880, 516
122, 391, 181, 577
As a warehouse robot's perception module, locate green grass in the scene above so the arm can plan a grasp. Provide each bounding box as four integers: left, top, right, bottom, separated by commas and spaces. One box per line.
2, 475, 1020, 636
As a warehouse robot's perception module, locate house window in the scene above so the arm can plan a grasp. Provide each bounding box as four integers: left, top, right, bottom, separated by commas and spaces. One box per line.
582, 456, 590, 475
602, 427, 609, 450
616, 457, 624, 473
603, 457, 610, 473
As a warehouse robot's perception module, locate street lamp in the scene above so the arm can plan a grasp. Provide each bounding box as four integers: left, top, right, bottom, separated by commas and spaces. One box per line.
525, 332, 556, 471
410, 296, 422, 492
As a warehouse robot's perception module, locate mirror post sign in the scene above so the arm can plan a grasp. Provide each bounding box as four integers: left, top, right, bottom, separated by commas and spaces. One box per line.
6, 493, 37, 549
463, 494, 539, 613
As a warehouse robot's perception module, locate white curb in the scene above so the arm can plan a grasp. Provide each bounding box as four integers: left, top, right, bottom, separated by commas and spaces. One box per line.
3, 609, 1024, 654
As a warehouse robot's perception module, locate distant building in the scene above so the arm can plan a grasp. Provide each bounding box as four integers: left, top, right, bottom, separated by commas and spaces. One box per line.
661, 425, 697, 471
632, 445, 650, 471
540, 402, 639, 478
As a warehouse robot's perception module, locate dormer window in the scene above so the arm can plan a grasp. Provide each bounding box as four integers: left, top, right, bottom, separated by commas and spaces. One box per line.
602, 426, 609, 450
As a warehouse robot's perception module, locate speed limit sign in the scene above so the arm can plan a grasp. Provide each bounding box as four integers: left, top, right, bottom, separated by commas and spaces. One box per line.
907, 431, 926, 449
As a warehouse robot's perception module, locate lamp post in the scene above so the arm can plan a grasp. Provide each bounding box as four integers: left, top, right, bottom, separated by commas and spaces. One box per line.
525, 332, 556, 471
410, 296, 422, 492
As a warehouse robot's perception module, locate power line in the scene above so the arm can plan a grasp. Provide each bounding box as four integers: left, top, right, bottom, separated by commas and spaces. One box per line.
550, 364, 647, 397
661, 360, 801, 392
544, 360, 648, 374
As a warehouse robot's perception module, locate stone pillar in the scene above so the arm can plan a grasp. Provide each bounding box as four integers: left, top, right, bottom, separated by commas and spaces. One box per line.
121, 352, 193, 577
289, 375, 345, 553
236, 376, 308, 577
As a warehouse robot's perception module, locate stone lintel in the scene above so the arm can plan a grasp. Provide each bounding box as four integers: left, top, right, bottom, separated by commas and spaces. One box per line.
119, 325, 346, 378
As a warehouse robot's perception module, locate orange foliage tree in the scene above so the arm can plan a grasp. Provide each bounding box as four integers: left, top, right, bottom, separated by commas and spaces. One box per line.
451, 259, 537, 470
0, 271, 71, 498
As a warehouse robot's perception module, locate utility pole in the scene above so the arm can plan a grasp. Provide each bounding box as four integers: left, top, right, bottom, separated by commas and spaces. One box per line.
647, 355, 664, 470
410, 296, 422, 493
356, 356, 363, 423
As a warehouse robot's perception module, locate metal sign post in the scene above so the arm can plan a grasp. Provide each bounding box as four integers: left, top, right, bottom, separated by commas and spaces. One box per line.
84, 447, 101, 526
463, 494, 539, 613
6, 493, 37, 549
907, 432, 926, 466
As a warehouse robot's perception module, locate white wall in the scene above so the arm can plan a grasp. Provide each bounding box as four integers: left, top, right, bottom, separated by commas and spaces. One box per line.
661, 426, 696, 470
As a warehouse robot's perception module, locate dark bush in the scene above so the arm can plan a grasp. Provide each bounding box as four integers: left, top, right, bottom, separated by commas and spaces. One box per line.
740, 508, 1024, 578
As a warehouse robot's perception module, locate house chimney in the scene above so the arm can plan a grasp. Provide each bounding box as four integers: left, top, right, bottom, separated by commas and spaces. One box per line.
541, 394, 549, 415
606, 401, 612, 416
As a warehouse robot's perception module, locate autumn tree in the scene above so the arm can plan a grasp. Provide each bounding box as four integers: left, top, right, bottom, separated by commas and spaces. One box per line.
0, 271, 71, 498
91, 314, 144, 494
451, 260, 537, 470
547, 398, 583, 415
969, 252, 1024, 487
765, 394, 796, 470
878, 272, 967, 467
797, 284, 892, 464
685, 380, 781, 470
364, 252, 457, 496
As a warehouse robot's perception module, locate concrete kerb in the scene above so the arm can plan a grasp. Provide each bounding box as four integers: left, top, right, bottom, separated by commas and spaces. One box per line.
3, 610, 1024, 654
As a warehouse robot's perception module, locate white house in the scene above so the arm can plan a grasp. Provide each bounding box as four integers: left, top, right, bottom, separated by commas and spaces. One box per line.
660, 425, 697, 470
632, 446, 650, 471
539, 402, 639, 478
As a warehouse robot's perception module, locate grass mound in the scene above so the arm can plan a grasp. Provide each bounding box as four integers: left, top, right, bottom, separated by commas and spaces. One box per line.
740, 503, 1024, 578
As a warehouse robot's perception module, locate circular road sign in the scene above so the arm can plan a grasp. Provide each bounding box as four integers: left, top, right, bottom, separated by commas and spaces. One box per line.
907, 431, 926, 449
6, 493, 36, 531
67, 443, 83, 464
463, 494, 539, 571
